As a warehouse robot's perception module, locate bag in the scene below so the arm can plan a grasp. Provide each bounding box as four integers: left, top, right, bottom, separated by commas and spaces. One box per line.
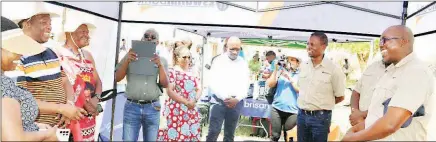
382, 98, 425, 128
266, 85, 277, 104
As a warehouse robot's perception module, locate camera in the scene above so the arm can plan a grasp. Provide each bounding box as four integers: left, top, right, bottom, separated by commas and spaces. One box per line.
277, 59, 286, 67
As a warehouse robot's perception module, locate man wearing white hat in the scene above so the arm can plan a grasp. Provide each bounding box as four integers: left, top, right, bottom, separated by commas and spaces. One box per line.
13, 2, 81, 129
53, 20, 101, 141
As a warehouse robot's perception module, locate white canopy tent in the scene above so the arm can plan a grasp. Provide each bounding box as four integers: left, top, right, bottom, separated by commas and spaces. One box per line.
2, 1, 436, 141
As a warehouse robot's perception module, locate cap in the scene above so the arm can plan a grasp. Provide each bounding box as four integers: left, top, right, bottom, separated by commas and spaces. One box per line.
2, 16, 46, 56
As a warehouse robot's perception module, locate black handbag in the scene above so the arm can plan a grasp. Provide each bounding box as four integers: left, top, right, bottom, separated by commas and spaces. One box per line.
266, 85, 277, 104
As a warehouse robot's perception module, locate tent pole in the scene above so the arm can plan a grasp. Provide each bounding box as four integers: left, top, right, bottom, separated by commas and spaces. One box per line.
401, 1, 408, 25
110, 1, 123, 141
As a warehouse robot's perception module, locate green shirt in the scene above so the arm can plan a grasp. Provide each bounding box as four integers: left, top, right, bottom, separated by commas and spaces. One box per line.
249, 60, 261, 73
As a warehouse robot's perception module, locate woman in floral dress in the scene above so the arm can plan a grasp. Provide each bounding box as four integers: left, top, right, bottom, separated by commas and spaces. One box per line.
157, 46, 202, 141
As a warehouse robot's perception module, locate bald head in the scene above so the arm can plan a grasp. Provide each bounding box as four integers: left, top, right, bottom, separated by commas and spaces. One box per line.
383, 25, 414, 47
380, 25, 415, 64
226, 36, 242, 60
227, 36, 242, 45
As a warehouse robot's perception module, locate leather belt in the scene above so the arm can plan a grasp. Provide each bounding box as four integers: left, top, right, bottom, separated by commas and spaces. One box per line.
300, 109, 331, 116
127, 98, 158, 105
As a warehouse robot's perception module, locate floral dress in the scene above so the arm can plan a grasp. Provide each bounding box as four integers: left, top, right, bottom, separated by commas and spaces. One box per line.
157, 68, 202, 141
54, 47, 96, 141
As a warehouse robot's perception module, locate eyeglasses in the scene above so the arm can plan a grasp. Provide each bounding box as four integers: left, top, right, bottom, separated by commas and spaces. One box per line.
143, 34, 156, 40
380, 37, 402, 46
182, 56, 191, 59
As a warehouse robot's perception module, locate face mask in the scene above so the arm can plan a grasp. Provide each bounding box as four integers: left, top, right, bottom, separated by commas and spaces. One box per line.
227, 51, 238, 60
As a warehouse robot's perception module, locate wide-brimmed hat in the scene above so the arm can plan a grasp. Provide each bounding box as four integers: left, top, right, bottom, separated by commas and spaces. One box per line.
286, 54, 302, 62
2, 16, 46, 56
11, 2, 60, 25
57, 22, 96, 43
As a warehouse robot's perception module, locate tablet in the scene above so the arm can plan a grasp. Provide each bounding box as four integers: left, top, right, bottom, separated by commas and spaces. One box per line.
131, 40, 156, 58
128, 57, 158, 75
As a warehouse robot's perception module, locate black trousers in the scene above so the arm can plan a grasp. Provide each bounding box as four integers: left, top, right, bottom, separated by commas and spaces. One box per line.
271, 107, 297, 142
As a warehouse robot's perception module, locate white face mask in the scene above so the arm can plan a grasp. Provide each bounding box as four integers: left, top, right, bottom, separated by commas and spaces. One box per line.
227, 51, 238, 60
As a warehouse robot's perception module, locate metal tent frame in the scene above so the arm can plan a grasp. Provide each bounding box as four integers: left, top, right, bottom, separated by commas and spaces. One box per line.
36, 1, 436, 140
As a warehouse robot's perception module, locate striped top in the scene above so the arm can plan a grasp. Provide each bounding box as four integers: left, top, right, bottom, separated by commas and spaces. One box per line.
16, 48, 66, 126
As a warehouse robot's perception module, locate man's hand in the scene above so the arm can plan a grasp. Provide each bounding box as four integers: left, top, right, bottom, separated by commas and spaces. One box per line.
36, 123, 52, 129
150, 53, 162, 67
185, 100, 196, 110
126, 48, 138, 64
224, 98, 239, 108
56, 114, 71, 128
59, 104, 87, 120
84, 97, 100, 116
42, 125, 59, 141
349, 108, 365, 126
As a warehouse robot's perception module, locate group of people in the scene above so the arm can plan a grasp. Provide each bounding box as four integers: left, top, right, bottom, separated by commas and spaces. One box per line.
2, 6, 102, 142
2, 4, 434, 142
261, 26, 434, 142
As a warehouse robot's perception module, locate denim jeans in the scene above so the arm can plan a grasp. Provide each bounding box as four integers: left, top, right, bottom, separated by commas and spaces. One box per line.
122, 100, 160, 141
206, 95, 242, 142
297, 109, 332, 142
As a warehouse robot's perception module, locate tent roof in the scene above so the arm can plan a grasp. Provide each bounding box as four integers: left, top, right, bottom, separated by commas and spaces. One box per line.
175, 25, 375, 42
45, 1, 435, 39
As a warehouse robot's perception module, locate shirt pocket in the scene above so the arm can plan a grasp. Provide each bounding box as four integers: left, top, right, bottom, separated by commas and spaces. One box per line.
315, 71, 332, 93
361, 70, 379, 94
298, 72, 308, 88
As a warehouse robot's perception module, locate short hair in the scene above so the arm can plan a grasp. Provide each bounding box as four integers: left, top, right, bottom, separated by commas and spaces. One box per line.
310, 32, 329, 46
266, 51, 276, 57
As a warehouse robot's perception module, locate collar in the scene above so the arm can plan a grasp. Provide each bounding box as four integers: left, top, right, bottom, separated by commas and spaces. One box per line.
394, 52, 416, 68
308, 54, 328, 68
385, 52, 416, 71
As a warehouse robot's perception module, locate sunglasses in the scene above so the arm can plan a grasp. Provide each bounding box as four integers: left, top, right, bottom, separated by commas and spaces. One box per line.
143, 34, 156, 40
181, 56, 191, 59
379, 37, 402, 46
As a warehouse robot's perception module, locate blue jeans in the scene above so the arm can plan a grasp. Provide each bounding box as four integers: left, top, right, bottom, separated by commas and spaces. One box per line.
297, 109, 332, 142
122, 100, 160, 141
206, 96, 242, 142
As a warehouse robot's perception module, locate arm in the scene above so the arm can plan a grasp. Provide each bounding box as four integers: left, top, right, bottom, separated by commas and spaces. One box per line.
157, 58, 169, 88
166, 84, 190, 105
115, 55, 129, 82
289, 74, 300, 94
350, 90, 360, 111
266, 68, 279, 88
332, 67, 346, 104
343, 107, 412, 141
195, 77, 202, 101
344, 69, 432, 141
2, 98, 48, 141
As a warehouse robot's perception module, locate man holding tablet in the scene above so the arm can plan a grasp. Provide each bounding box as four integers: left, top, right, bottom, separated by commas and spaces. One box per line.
115, 28, 169, 141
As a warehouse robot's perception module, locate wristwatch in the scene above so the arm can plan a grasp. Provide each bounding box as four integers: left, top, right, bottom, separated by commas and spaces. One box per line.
92, 93, 102, 101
